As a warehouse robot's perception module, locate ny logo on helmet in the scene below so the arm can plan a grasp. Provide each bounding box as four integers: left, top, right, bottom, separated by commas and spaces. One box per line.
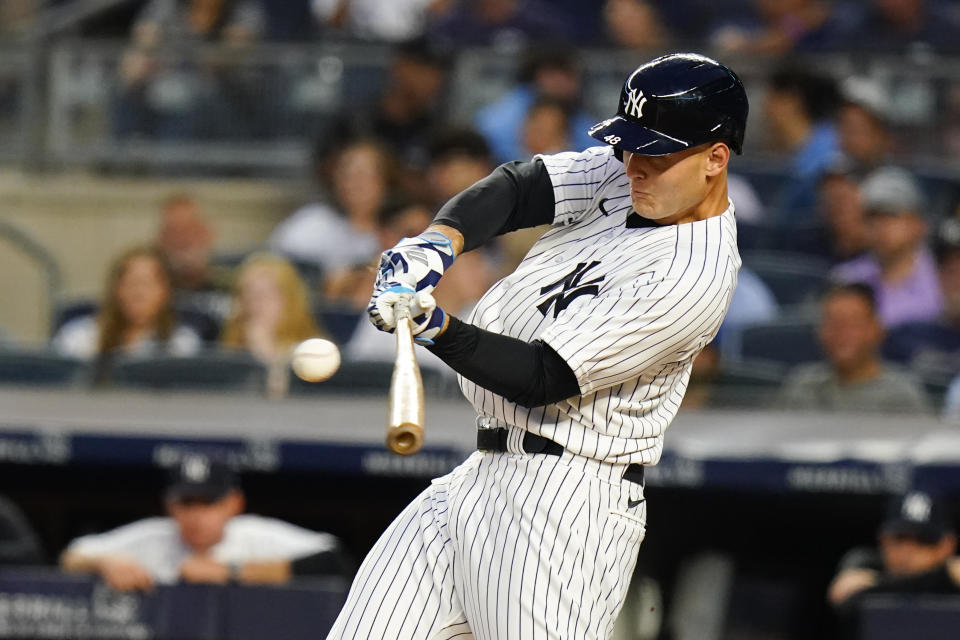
624, 87, 647, 119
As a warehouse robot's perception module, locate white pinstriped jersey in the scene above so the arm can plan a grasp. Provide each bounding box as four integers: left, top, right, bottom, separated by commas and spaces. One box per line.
460, 145, 741, 467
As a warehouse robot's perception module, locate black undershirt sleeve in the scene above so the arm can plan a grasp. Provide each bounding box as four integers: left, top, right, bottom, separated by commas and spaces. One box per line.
432, 159, 556, 252
427, 316, 581, 408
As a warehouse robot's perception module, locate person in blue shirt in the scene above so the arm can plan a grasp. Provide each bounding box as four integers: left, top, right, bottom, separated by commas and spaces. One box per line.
474, 46, 596, 163
762, 66, 841, 223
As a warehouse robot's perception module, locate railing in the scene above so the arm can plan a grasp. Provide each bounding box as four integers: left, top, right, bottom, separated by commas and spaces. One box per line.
0, 38, 959, 176
45, 39, 393, 173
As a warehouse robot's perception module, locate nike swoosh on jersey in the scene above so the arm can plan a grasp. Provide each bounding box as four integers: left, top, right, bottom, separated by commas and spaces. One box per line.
627, 497, 645, 509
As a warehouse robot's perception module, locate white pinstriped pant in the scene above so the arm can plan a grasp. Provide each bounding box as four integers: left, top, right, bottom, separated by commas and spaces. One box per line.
326, 450, 647, 640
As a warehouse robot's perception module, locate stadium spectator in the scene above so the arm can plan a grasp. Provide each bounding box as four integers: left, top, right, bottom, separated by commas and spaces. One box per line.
762, 67, 840, 222
61, 454, 343, 591
709, 0, 859, 56
52, 246, 201, 362
521, 95, 571, 157
776, 283, 930, 413
848, 0, 960, 54
836, 80, 894, 176
116, 0, 268, 138
831, 167, 943, 328
310, 0, 453, 41
828, 491, 960, 636
331, 37, 450, 179
155, 194, 232, 335
269, 137, 393, 274
425, 126, 495, 208
784, 159, 871, 264
884, 217, 960, 382
220, 253, 322, 365
430, 0, 573, 51
602, 0, 670, 50
474, 45, 596, 163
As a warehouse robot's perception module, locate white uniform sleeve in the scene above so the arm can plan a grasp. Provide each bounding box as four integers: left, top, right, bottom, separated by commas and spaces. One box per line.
230, 516, 340, 561
66, 518, 171, 558
535, 146, 622, 227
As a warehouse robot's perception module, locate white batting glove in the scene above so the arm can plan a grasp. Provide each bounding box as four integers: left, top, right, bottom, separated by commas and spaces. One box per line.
374, 231, 455, 296
367, 287, 446, 345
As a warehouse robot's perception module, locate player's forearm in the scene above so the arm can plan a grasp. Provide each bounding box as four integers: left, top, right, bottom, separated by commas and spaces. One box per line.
427, 316, 580, 407
432, 159, 555, 253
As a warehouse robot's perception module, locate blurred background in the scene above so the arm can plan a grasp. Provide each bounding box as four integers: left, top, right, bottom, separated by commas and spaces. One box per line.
1, 0, 960, 638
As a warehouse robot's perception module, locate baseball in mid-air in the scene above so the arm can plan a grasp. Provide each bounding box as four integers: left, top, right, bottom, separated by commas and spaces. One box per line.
291, 338, 341, 382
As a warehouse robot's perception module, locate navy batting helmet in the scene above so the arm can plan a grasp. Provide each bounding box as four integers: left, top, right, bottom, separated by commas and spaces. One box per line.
589, 53, 748, 157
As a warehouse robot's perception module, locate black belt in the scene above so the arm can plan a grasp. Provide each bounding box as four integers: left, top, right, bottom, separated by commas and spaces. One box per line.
477, 428, 645, 486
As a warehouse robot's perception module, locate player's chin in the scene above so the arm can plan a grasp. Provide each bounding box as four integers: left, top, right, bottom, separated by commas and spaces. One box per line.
631, 199, 669, 221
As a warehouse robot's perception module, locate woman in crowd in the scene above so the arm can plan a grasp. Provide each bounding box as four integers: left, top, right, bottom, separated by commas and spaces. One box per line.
220, 253, 322, 365
53, 245, 202, 361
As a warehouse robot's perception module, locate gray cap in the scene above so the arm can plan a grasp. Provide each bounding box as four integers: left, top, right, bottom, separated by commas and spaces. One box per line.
860, 166, 926, 215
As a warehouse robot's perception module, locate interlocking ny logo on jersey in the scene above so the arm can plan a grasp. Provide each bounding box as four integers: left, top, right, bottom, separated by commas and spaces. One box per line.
624, 87, 647, 119
537, 261, 605, 318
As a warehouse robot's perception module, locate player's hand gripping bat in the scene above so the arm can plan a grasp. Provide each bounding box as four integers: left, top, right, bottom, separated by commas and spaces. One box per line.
386, 301, 425, 455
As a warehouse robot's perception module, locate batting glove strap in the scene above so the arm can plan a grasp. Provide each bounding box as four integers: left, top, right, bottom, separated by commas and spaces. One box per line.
412, 305, 446, 346
375, 232, 456, 295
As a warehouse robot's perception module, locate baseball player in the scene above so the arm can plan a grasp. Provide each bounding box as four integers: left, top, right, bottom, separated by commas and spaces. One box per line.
327, 53, 749, 640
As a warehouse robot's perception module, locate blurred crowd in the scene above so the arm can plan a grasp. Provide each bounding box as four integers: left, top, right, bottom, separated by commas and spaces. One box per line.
2, 3, 960, 636
1, 1, 960, 415
6, 0, 960, 53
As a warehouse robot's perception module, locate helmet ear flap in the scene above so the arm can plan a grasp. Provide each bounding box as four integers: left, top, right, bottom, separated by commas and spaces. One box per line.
613, 147, 624, 163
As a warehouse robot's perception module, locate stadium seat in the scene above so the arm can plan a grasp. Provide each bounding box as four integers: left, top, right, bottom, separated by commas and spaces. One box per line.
51, 298, 223, 344
741, 251, 831, 309
316, 307, 362, 346
709, 359, 786, 409
734, 320, 822, 369
0, 347, 87, 387
109, 351, 266, 392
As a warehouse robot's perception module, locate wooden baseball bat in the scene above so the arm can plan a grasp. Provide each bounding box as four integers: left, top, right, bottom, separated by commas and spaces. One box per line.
386, 307, 425, 455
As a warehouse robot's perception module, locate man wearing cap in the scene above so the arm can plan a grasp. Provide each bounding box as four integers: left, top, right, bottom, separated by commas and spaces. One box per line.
828, 491, 960, 630
831, 166, 943, 328
61, 455, 342, 592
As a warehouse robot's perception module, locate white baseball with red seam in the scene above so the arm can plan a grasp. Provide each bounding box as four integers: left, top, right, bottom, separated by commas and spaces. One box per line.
291, 338, 341, 382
